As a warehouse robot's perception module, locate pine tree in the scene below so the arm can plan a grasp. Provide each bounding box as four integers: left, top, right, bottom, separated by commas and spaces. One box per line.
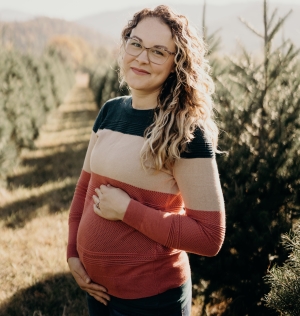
264, 225, 300, 315
89, 63, 128, 109
0, 48, 74, 184
190, 1, 300, 314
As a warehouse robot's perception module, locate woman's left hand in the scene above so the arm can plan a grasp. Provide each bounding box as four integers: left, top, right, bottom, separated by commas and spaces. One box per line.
93, 185, 131, 221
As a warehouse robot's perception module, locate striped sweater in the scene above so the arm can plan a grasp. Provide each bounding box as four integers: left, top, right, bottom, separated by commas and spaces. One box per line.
67, 96, 225, 299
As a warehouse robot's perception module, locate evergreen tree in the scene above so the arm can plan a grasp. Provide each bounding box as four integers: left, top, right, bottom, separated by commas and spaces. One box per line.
89, 63, 128, 109
264, 225, 300, 315
190, 1, 300, 314
0, 48, 74, 184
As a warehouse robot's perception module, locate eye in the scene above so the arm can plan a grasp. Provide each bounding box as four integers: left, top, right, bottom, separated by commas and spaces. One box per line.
151, 49, 165, 56
130, 40, 142, 48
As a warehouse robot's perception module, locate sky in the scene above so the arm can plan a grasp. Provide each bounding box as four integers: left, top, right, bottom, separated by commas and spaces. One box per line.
0, 0, 299, 20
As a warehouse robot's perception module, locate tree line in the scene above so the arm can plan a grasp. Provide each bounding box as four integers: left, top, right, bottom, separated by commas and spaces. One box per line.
0, 47, 74, 184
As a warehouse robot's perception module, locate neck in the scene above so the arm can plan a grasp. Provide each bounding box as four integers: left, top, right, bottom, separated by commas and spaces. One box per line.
131, 89, 160, 110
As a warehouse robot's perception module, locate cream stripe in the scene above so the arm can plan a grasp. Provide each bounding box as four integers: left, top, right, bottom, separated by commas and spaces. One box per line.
83, 131, 97, 173
173, 158, 225, 211
90, 129, 179, 194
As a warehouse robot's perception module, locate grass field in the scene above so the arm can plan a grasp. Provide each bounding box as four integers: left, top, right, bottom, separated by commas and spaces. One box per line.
0, 75, 96, 316
0, 75, 205, 316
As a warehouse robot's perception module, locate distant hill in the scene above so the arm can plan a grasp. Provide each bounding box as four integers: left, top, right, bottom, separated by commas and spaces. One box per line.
0, 9, 35, 22
76, 2, 300, 53
0, 17, 115, 54
1, 2, 299, 55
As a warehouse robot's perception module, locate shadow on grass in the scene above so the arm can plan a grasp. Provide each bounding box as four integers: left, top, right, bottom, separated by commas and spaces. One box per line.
3, 103, 98, 228
3, 143, 89, 228
7, 144, 88, 189
0, 273, 88, 316
49, 109, 98, 132
1, 182, 76, 228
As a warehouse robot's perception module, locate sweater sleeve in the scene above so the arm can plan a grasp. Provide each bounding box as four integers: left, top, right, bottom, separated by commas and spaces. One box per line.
67, 170, 91, 259
123, 130, 225, 257
66, 101, 107, 259
67, 99, 117, 259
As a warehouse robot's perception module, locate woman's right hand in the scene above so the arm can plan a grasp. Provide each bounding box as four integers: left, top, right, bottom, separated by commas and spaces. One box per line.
68, 257, 110, 305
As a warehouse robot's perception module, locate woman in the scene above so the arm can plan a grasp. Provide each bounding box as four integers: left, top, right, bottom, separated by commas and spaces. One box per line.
67, 5, 225, 316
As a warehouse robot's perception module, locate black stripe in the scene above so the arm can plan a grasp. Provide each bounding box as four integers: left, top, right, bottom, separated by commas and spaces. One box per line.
93, 96, 214, 159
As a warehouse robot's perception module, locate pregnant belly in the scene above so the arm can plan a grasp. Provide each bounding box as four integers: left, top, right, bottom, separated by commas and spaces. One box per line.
76, 201, 161, 287
76, 200, 187, 297
77, 201, 156, 257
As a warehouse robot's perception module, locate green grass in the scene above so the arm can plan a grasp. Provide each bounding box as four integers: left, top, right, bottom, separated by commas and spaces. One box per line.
0, 78, 96, 316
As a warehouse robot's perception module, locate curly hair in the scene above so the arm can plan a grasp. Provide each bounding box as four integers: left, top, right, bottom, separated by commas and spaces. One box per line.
118, 5, 218, 171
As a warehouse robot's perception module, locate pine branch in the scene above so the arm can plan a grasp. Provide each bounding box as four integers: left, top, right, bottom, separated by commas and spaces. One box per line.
214, 75, 235, 101
267, 45, 300, 89
267, 8, 278, 31
268, 10, 293, 43
236, 40, 252, 66
238, 16, 264, 38
228, 75, 253, 94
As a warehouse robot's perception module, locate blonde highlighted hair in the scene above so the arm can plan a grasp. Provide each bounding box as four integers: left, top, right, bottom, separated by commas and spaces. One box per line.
119, 5, 218, 171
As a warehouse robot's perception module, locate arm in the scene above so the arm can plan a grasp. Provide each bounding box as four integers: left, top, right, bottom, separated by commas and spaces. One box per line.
67, 98, 108, 257
67, 130, 110, 304
94, 157, 225, 257
67, 131, 96, 259
122, 158, 225, 256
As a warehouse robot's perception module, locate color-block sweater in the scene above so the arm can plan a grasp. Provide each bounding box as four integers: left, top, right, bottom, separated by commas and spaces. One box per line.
67, 96, 225, 299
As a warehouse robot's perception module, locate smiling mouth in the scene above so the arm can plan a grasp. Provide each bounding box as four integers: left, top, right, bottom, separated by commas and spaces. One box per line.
131, 67, 150, 75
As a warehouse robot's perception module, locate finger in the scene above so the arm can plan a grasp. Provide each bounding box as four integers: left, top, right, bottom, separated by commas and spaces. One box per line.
93, 204, 102, 216
99, 184, 110, 192
87, 291, 108, 305
83, 282, 108, 293
86, 289, 110, 301
78, 280, 110, 298
88, 292, 110, 305
92, 194, 99, 204
95, 187, 102, 195
72, 263, 91, 284
77, 278, 108, 292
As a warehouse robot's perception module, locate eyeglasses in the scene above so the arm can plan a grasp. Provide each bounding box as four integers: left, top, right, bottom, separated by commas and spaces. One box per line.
124, 37, 176, 65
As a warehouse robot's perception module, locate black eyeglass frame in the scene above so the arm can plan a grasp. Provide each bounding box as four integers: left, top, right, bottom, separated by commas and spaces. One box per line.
124, 36, 176, 65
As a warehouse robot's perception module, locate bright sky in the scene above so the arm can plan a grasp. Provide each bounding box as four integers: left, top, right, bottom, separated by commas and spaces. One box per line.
0, 0, 298, 20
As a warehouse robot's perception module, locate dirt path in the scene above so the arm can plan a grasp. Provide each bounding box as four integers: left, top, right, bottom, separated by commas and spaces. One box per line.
0, 73, 98, 315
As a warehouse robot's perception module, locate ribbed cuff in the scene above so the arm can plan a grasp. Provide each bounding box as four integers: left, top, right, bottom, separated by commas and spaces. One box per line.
122, 199, 146, 231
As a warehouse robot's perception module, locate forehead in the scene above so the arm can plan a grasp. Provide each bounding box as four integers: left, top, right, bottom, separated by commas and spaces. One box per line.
131, 17, 175, 48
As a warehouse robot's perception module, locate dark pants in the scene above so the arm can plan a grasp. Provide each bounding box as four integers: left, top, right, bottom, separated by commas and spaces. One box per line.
86, 293, 191, 316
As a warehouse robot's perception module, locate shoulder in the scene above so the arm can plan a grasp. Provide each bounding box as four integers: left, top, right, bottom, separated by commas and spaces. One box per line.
180, 126, 214, 159
92, 96, 130, 132
100, 96, 130, 115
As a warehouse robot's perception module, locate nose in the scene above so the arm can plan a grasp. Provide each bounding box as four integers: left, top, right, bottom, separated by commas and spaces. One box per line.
135, 49, 150, 64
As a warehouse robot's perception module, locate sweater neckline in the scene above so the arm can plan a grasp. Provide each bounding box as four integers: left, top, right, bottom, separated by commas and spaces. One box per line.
124, 96, 155, 117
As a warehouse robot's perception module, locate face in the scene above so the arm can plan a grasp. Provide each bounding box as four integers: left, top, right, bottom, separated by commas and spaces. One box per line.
121, 17, 176, 95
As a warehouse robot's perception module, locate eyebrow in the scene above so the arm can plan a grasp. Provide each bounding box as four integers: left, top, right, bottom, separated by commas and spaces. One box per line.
130, 35, 169, 50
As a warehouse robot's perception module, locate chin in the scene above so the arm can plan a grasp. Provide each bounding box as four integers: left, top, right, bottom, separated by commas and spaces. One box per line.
126, 80, 150, 91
